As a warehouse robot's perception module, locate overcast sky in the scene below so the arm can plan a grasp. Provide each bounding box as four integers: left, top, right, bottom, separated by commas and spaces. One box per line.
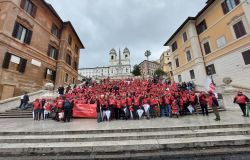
46, 0, 206, 68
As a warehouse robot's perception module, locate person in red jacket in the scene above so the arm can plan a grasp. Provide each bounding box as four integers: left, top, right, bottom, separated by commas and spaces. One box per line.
163, 94, 171, 117
132, 95, 141, 120
109, 96, 118, 120
208, 90, 220, 121
149, 95, 158, 118
199, 91, 208, 116
234, 91, 249, 117
33, 99, 40, 121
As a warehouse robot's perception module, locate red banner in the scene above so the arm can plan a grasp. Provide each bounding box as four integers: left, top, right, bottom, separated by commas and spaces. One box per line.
73, 104, 97, 118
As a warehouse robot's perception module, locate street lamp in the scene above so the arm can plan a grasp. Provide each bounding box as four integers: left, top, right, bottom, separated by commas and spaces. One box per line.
144, 50, 151, 77
208, 67, 216, 86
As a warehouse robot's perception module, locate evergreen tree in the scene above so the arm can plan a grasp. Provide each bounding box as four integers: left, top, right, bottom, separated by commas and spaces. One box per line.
132, 65, 141, 76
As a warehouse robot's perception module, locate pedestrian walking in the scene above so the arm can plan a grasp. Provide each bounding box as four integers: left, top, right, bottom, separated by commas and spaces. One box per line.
199, 91, 208, 116
63, 96, 72, 122
234, 91, 249, 117
208, 91, 220, 121
21, 92, 29, 110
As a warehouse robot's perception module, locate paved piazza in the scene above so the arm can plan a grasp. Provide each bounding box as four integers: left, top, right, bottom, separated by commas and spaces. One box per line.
1, 108, 249, 133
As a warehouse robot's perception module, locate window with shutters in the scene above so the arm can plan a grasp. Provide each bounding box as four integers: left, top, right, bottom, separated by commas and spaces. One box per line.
2, 52, 27, 73
203, 41, 212, 55
51, 70, 56, 81
44, 68, 56, 81
12, 22, 32, 44
242, 50, 250, 65
196, 20, 207, 35
178, 75, 182, 82
2, 52, 11, 69
175, 58, 180, 68
48, 45, 58, 60
172, 41, 178, 52
20, 0, 37, 18
44, 68, 52, 79
233, 20, 247, 39
221, 0, 240, 15
183, 32, 188, 42
51, 24, 60, 38
66, 54, 72, 66
190, 70, 195, 79
186, 50, 192, 62
206, 64, 216, 75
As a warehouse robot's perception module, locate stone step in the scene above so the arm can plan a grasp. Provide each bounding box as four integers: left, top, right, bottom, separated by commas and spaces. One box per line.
1, 146, 250, 160
4, 111, 32, 114
0, 112, 32, 116
9, 108, 33, 111
0, 123, 250, 136
0, 116, 32, 119
0, 135, 250, 156
0, 127, 249, 143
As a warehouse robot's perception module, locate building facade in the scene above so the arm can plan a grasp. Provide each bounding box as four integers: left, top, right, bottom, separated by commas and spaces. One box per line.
164, 0, 250, 90
139, 60, 160, 78
78, 48, 132, 79
159, 50, 171, 73
0, 0, 84, 100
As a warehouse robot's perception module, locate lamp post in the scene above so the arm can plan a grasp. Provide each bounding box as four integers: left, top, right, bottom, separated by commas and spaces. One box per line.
144, 50, 151, 78
208, 67, 216, 86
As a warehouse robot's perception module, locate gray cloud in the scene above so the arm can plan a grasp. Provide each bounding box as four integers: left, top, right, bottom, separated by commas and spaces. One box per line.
46, 0, 206, 68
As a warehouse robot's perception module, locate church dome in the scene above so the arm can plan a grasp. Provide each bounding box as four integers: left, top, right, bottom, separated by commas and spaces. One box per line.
110, 48, 117, 55
123, 47, 130, 54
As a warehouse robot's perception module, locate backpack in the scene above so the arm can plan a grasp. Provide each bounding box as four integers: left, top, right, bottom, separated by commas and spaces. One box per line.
212, 97, 219, 107
64, 100, 71, 109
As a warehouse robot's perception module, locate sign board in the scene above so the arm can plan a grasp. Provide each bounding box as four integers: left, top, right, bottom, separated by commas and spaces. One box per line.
31, 59, 42, 67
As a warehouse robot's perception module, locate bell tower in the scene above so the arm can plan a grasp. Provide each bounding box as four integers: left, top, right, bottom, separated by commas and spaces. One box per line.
109, 48, 117, 66
123, 47, 130, 65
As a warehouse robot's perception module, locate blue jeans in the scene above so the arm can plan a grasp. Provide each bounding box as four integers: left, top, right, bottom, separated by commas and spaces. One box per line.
167, 105, 172, 117
161, 104, 171, 117
21, 103, 28, 110
160, 105, 165, 117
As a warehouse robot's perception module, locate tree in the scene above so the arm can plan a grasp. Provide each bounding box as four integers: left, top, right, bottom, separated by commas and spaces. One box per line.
132, 65, 141, 76
154, 69, 166, 77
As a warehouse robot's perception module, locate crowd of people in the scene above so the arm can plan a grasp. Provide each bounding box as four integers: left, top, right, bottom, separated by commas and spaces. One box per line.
30, 78, 250, 123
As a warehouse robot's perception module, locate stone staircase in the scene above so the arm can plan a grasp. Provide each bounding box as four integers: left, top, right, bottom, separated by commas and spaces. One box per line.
0, 108, 33, 119
0, 104, 226, 119
0, 123, 250, 159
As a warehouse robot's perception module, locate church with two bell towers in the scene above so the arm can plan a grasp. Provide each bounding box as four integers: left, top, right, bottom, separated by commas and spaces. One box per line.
109, 48, 131, 77
78, 48, 132, 79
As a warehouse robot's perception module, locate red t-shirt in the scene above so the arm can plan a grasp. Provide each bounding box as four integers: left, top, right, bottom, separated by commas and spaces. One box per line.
33, 102, 40, 110
133, 96, 140, 106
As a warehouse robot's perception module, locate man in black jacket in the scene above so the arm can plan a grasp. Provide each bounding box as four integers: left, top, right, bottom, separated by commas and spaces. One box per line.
96, 97, 102, 123
62, 96, 72, 122
21, 92, 29, 110
58, 85, 64, 96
